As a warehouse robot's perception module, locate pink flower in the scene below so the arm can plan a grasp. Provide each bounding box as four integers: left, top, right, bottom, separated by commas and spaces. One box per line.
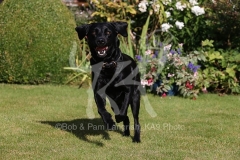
162, 93, 167, 97
167, 53, 172, 58
168, 73, 175, 77
194, 72, 198, 77
147, 78, 153, 86
145, 50, 152, 55
202, 87, 208, 93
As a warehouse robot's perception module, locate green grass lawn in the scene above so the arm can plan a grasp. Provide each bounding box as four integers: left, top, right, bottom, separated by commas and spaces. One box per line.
0, 84, 239, 159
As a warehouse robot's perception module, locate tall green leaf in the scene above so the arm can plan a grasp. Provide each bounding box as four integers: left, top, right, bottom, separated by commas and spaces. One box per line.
127, 20, 134, 58
139, 14, 150, 56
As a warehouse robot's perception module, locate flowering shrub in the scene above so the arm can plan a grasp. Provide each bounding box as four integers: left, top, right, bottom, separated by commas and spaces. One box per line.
89, 0, 210, 99
69, 0, 240, 98
161, 0, 208, 50
90, 0, 212, 53
91, 0, 164, 35
136, 40, 206, 99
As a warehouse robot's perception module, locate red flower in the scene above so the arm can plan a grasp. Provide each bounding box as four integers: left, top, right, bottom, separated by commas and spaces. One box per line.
151, 67, 156, 72
185, 81, 194, 90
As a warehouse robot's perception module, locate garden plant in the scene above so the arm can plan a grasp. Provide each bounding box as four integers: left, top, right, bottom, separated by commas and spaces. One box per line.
0, 0, 79, 84
83, 0, 240, 98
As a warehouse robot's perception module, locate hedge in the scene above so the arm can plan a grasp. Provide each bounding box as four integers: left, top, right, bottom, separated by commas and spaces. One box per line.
0, 0, 79, 84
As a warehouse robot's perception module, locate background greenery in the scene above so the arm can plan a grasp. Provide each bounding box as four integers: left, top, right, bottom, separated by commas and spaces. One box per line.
0, 0, 79, 84
205, 0, 240, 50
87, 0, 240, 97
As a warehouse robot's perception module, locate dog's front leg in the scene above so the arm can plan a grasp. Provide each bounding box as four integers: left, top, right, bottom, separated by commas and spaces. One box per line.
115, 87, 131, 123
94, 91, 115, 130
131, 91, 141, 143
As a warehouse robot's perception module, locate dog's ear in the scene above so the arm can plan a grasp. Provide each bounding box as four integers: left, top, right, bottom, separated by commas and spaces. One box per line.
111, 22, 128, 37
75, 24, 90, 40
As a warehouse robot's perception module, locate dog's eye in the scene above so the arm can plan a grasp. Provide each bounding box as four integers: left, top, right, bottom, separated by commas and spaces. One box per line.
92, 31, 96, 35
106, 31, 111, 35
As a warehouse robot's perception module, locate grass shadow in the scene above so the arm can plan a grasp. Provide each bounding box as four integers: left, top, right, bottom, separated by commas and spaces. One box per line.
40, 118, 124, 146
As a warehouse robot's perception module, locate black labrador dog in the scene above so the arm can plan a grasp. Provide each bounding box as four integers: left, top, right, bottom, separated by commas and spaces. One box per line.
75, 22, 141, 142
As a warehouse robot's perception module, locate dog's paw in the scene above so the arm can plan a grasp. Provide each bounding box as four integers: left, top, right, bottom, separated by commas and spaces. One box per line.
132, 136, 141, 143
132, 131, 141, 143
115, 115, 127, 123
123, 130, 130, 136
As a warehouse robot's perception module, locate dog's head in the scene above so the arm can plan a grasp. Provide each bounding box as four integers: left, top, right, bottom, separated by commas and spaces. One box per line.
75, 22, 128, 60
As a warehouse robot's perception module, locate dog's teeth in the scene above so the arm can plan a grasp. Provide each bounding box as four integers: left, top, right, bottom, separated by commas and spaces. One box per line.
98, 51, 104, 55
97, 47, 108, 56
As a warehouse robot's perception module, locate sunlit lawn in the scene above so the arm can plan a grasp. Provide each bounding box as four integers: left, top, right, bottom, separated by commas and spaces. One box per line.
0, 84, 239, 159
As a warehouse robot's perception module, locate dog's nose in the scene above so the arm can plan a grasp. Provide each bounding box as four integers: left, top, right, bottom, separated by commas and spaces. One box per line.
97, 38, 105, 45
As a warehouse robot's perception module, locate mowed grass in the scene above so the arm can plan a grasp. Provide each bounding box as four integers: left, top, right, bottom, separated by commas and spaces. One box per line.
0, 84, 239, 160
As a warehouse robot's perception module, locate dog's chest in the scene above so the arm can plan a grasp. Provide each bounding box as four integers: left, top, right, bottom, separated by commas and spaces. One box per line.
98, 68, 126, 86
99, 71, 118, 84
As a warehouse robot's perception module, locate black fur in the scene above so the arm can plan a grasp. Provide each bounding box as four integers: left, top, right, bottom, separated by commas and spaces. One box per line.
75, 22, 141, 142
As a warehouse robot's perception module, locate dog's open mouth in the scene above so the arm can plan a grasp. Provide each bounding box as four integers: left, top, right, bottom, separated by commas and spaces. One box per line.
95, 46, 108, 57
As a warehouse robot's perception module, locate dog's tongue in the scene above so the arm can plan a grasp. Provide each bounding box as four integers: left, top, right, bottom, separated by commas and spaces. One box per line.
96, 46, 107, 51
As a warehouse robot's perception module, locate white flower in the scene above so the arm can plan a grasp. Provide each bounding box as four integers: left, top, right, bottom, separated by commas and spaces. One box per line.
161, 23, 172, 32
175, 2, 187, 11
189, 0, 198, 6
138, 0, 149, 13
162, 0, 172, 5
191, 6, 205, 16
175, 21, 184, 29
165, 11, 171, 18
167, 53, 172, 58
164, 44, 172, 51
141, 80, 149, 86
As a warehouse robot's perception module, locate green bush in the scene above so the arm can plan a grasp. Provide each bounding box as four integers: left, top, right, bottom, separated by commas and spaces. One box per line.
0, 0, 79, 84
198, 40, 240, 94
206, 0, 240, 50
